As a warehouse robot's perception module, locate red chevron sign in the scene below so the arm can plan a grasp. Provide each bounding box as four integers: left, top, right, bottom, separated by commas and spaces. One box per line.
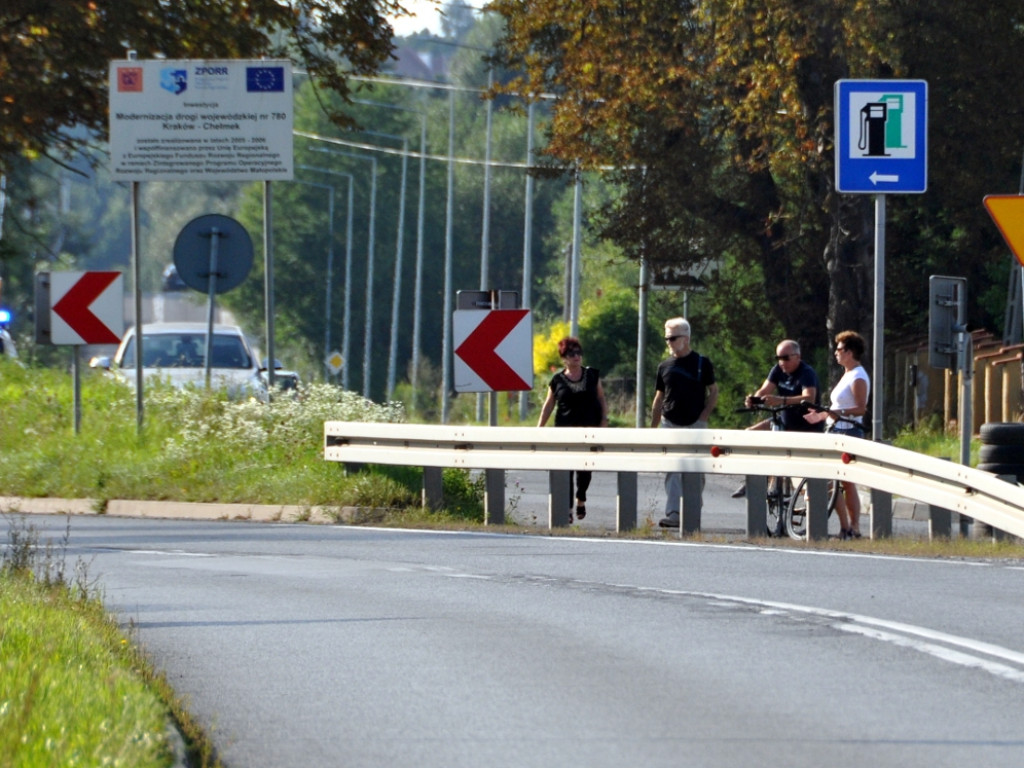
453, 309, 533, 392
50, 271, 124, 345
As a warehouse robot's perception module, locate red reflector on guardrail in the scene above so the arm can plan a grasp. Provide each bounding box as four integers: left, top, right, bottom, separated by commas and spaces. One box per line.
710, 445, 725, 457
841, 452, 854, 464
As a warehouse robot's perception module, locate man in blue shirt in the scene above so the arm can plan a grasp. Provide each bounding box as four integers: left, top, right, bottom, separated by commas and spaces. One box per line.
733, 339, 822, 497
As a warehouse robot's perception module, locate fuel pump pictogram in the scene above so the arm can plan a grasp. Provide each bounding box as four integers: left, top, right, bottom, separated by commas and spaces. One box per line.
858, 102, 888, 156
857, 94, 906, 157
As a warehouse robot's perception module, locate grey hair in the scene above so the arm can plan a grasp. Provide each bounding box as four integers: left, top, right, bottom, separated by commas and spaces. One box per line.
664, 317, 691, 336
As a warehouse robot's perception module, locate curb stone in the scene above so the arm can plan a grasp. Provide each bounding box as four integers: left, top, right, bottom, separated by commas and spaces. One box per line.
0, 497, 338, 524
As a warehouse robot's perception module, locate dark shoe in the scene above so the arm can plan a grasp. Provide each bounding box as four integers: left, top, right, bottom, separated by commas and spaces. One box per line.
575, 503, 586, 520
849, 529, 862, 539
731, 483, 746, 499
659, 511, 680, 528
838, 528, 852, 540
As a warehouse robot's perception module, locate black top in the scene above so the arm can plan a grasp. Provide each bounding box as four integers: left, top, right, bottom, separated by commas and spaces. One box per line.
655, 352, 715, 426
548, 367, 603, 427
768, 360, 824, 432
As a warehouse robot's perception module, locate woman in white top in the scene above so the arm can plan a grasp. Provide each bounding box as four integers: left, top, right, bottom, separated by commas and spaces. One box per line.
827, 330, 870, 539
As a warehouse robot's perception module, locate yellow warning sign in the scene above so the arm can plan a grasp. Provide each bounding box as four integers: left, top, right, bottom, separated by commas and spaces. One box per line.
984, 195, 1024, 266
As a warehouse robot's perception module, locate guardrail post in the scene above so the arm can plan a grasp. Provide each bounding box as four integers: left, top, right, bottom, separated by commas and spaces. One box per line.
485, 468, 505, 525
549, 470, 572, 527
745, 475, 767, 537
681, 473, 702, 535
616, 472, 637, 531
870, 489, 893, 538
423, 466, 443, 511
928, 503, 951, 538
984, 474, 1017, 541
806, 478, 828, 540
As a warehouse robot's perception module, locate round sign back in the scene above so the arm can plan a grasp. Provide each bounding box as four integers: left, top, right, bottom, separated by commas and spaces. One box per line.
173, 214, 253, 294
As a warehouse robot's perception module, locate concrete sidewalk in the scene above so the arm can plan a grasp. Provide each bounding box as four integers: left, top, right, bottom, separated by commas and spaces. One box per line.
0, 496, 339, 524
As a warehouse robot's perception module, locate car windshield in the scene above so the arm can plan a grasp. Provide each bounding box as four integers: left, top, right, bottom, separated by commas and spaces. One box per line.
121, 332, 252, 369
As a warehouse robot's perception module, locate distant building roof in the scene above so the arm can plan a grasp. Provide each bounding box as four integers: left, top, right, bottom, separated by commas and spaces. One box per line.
386, 42, 451, 81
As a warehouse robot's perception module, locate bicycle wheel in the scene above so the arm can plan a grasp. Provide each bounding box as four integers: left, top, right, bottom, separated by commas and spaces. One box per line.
765, 476, 786, 537
785, 477, 838, 539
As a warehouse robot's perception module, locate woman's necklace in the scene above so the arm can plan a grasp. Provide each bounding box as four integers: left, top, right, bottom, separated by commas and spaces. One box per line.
563, 367, 586, 392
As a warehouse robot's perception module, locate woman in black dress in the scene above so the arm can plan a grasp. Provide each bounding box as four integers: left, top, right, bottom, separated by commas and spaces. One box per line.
537, 336, 609, 521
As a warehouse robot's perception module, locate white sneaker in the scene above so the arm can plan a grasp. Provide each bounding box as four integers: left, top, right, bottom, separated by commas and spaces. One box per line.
659, 511, 680, 528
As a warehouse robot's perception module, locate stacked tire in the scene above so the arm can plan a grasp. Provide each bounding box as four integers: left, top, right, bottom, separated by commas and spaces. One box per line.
977, 422, 1024, 538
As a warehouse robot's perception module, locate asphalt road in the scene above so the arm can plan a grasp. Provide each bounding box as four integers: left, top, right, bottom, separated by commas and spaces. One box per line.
14, 513, 1024, 768
502, 469, 930, 538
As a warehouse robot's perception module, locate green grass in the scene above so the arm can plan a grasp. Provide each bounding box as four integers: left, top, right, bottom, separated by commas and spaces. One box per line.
0, 360, 483, 521
0, 578, 176, 768
0, 515, 180, 768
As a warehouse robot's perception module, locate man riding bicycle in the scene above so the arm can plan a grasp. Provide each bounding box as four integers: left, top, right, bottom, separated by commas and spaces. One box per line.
733, 339, 823, 497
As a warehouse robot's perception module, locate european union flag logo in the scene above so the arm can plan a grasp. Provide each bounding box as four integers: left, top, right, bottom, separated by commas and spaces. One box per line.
246, 67, 285, 92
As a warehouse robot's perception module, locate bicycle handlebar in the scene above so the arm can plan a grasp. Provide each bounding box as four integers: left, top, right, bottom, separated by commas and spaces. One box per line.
734, 403, 787, 415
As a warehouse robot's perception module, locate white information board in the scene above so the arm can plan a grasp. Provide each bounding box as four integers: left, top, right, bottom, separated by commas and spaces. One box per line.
108, 59, 293, 182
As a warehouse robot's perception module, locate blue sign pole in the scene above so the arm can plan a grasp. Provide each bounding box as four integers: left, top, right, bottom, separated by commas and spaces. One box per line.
834, 80, 928, 443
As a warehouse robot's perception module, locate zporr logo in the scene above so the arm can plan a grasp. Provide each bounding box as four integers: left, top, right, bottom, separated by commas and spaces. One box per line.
160, 68, 187, 95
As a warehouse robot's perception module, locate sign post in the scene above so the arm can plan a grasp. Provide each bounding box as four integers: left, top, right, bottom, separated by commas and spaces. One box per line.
835, 79, 928, 442
47, 271, 125, 434
109, 58, 293, 427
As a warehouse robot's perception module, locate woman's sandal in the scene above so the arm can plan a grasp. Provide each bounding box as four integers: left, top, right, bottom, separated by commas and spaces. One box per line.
575, 503, 586, 520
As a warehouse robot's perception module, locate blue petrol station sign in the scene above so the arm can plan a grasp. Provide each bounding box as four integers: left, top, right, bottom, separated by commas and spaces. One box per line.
835, 80, 928, 194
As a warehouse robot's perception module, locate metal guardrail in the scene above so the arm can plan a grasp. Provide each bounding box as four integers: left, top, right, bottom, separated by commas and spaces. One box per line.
323, 422, 1024, 540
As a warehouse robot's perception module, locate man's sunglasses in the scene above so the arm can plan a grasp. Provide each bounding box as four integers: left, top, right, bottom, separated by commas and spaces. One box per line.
776, 354, 795, 361
665, 335, 685, 342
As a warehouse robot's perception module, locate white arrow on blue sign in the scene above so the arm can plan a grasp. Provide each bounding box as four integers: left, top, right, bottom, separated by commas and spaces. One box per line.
835, 79, 928, 194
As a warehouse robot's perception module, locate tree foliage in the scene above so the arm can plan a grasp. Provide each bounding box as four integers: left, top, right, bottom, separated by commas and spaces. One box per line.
492, 0, 1024, 359
0, 0, 412, 173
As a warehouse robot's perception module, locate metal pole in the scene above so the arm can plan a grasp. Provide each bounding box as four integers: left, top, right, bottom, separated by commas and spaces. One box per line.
441, 90, 456, 423
130, 180, 143, 430
412, 115, 427, 410
73, 345, 81, 434
477, 65, 495, 422
873, 194, 885, 441
325, 187, 335, 359
363, 162, 377, 399
387, 137, 409, 400
204, 227, 220, 389
126, 49, 144, 430
637, 258, 649, 427
519, 101, 536, 421
570, 164, 582, 337
343, 175, 353, 390
960, 333, 973, 467
264, 181, 276, 391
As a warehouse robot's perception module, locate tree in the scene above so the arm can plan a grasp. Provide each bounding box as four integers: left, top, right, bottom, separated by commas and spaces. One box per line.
491, 0, 1024, 364
0, 0, 411, 173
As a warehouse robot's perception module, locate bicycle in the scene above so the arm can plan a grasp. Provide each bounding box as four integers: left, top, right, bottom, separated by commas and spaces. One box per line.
783, 404, 862, 539
735, 400, 794, 537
